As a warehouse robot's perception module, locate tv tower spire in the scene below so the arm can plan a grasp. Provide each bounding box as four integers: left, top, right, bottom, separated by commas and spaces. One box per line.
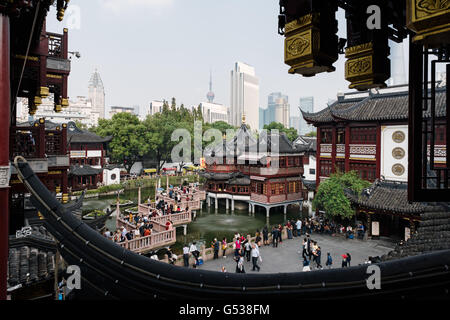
206, 69, 215, 103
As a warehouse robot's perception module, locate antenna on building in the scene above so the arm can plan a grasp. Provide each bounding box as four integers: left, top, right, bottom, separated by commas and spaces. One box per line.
206, 69, 215, 103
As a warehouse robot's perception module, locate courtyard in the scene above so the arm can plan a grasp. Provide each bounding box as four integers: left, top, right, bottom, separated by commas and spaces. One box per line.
199, 233, 396, 273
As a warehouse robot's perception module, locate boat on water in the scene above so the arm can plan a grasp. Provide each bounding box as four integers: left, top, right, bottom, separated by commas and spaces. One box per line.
13, 157, 450, 300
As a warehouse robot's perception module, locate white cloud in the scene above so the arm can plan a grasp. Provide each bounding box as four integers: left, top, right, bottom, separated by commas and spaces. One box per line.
99, 0, 173, 13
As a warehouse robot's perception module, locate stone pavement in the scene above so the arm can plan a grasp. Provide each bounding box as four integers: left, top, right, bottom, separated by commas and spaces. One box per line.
198, 233, 395, 273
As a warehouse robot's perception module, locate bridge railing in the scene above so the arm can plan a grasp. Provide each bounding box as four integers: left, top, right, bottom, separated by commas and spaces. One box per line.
151, 211, 191, 226
117, 229, 176, 253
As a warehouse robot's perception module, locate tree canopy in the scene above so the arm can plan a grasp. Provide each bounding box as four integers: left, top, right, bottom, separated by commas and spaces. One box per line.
312, 171, 371, 219
93, 113, 149, 172
263, 122, 299, 142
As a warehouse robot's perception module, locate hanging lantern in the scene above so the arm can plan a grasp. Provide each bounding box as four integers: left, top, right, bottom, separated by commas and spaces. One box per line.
61, 98, 69, 107
33, 96, 42, 106
406, 0, 450, 46
39, 86, 50, 98
345, 41, 390, 90
344, 1, 390, 91
282, 0, 339, 77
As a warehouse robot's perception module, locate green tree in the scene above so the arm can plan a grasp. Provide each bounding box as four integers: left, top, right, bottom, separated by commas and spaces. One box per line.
305, 131, 317, 137
93, 113, 149, 173
74, 120, 88, 131
312, 171, 371, 219
263, 122, 299, 141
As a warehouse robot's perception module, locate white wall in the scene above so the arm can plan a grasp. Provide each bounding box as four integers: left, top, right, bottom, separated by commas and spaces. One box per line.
380, 125, 408, 182
103, 168, 121, 185
303, 155, 317, 181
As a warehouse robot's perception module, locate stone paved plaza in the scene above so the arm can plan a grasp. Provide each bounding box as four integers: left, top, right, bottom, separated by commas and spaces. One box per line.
198, 233, 396, 273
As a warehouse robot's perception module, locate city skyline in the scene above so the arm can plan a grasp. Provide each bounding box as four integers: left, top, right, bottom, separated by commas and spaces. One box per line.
44, 1, 423, 130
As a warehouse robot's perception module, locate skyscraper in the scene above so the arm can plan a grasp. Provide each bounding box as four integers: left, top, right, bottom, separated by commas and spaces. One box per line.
230, 62, 259, 130
266, 92, 290, 128
299, 97, 315, 135
88, 69, 106, 119
389, 41, 407, 86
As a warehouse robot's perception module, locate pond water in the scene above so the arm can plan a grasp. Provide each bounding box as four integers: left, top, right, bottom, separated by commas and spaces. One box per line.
81, 187, 308, 255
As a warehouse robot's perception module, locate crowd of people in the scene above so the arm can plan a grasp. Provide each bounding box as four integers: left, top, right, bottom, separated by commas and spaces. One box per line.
102, 184, 202, 244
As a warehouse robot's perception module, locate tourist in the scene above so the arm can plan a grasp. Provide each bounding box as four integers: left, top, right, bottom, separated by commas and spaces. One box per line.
341, 254, 348, 268
133, 227, 140, 239
262, 226, 269, 246
244, 237, 252, 262
255, 230, 262, 247
326, 253, 333, 269
271, 226, 279, 248
234, 237, 241, 257
346, 252, 352, 267
286, 221, 293, 239
213, 238, 220, 259
302, 238, 308, 260
357, 223, 365, 239
222, 238, 227, 258
277, 224, 283, 243
234, 252, 245, 273
251, 243, 261, 272
302, 258, 311, 272
314, 246, 322, 269
167, 247, 177, 264
183, 244, 190, 267
103, 228, 111, 239
189, 242, 200, 265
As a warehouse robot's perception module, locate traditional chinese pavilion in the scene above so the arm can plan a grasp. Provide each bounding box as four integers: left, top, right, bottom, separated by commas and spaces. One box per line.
202, 119, 309, 218
0, 0, 72, 298
302, 86, 447, 187
302, 85, 447, 238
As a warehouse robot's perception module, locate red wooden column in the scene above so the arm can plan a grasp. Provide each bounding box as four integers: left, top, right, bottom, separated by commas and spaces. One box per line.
331, 126, 337, 173
345, 125, 351, 172
375, 124, 382, 179
0, 14, 10, 300
316, 128, 321, 189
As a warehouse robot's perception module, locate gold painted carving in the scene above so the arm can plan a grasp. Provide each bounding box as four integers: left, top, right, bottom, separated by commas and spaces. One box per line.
347, 57, 372, 76
392, 164, 405, 176
392, 147, 406, 160
416, 0, 450, 15
392, 131, 406, 143
286, 34, 310, 58
285, 14, 315, 34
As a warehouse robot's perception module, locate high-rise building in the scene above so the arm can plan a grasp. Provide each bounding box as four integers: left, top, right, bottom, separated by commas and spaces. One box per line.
259, 107, 268, 130
88, 69, 106, 119
200, 102, 229, 124
389, 41, 407, 86
109, 105, 136, 118
266, 93, 290, 128
299, 97, 315, 135
290, 116, 300, 133
230, 62, 259, 130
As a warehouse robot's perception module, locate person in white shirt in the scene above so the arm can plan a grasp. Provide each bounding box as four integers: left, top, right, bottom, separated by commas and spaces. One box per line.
183, 244, 190, 267
296, 219, 302, 236
251, 243, 261, 271
189, 242, 199, 265
121, 226, 127, 238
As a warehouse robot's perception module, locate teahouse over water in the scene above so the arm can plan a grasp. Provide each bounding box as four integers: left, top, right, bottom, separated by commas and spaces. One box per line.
202, 117, 312, 218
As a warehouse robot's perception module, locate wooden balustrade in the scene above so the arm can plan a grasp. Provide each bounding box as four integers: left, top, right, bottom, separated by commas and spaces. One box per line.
118, 229, 176, 253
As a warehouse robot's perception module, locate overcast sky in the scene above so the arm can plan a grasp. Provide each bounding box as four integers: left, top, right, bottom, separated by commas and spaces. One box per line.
46, 0, 413, 119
